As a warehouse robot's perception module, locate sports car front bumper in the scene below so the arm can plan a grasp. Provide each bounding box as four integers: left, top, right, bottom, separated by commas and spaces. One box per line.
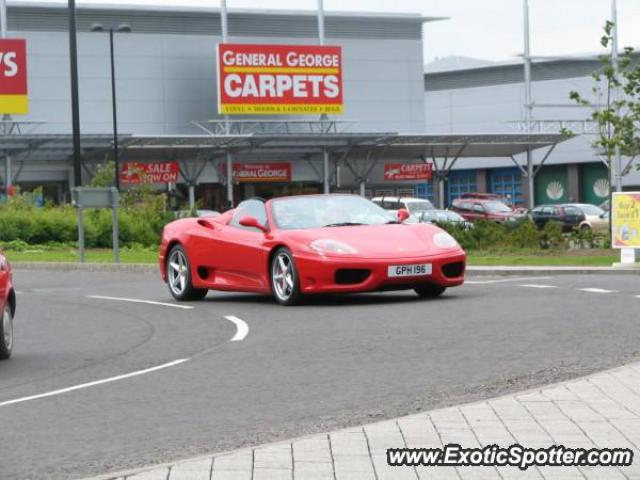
294, 250, 466, 294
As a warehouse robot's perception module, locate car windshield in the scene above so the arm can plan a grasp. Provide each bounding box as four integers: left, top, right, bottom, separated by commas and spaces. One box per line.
406, 200, 434, 213
271, 195, 393, 230
484, 201, 512, 213
577, 204, 604, 216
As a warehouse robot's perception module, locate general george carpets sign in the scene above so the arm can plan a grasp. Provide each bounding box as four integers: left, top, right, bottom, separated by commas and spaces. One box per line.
217, 43, 343, 115
120, 162, 180, 185
231, 163, 292, 182
384, 163, 433, 181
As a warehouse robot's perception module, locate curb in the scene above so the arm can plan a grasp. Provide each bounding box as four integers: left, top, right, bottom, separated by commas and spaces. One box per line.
11, 262, 640, 275
11, 262, 157, 273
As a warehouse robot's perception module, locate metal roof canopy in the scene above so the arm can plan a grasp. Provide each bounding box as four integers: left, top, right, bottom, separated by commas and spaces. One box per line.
121, 132, 565, 157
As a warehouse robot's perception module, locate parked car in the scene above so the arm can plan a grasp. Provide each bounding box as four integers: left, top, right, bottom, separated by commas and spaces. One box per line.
459, 192, 527, 215
582, 211, 610, 233
0, 250, 16, 359
413, 209, 474, 229
160, 194, 466, 305
371, 196, 435, 217
450, 198, 522, 223
600, 199, 610, 212
564, 204, 606, 231
528, 204, 586, 232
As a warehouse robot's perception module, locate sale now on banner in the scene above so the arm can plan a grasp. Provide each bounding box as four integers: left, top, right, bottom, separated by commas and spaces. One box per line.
612, 192, 640, 248
120, 162, 180, 185
384, 163, 433, 181
0, 39, 28, 114
231, 163, 292, 182
217, 44, 343, 115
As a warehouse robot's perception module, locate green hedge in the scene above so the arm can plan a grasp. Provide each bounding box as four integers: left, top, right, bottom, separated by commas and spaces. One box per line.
0, 191, 173, 248
437, 219, 610, 251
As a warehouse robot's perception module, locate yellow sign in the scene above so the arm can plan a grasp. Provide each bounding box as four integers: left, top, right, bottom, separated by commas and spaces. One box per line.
612, 192, 640, 248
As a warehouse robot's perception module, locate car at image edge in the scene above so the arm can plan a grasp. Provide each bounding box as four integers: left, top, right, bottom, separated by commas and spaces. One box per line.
0, 250, 16, 359
159, 194, 466, 305
450, 197, 523, 223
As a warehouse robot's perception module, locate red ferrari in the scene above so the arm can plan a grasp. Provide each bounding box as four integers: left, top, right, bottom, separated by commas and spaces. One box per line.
160, 194, 466, 305
0, 250, 16, 359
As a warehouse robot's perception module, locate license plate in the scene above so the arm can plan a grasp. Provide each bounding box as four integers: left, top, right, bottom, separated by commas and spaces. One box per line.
387, 263, 432, 277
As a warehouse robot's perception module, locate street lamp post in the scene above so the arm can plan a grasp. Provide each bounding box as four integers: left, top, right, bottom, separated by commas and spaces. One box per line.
91, 23, 131, 191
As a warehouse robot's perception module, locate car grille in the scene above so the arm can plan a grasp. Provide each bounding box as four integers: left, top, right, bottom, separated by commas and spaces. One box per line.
335, 269, 371, 285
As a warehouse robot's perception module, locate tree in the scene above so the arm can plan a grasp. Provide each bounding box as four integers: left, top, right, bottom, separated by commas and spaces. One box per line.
89, 161, 116, 188
569, 22, 640, 190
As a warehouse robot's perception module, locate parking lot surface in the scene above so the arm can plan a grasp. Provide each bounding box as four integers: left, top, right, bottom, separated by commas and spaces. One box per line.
1, 270, 639, 479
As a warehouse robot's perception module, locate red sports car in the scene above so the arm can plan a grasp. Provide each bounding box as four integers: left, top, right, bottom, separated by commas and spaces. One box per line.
0, 250, 16, 359
160, 194, 466, 305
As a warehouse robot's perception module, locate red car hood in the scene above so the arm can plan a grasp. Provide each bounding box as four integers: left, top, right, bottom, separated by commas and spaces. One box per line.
285, 224, 461, 259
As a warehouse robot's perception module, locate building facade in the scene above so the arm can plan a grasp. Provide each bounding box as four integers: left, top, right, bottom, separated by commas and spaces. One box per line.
2, 2, 432, 207
424, 57, 640, 207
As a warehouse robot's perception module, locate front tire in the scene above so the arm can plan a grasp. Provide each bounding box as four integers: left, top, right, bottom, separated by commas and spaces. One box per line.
270, 248, 303, 306
0, 302, 14, 360
414, 284, 446, 298
166, 245, 208, 301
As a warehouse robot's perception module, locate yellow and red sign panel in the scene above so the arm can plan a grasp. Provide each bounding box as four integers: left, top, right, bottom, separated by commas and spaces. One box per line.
0, 39, 28, 114
217, 44, 343, 115
612, 192, 640, 248
231, 163, 292, 182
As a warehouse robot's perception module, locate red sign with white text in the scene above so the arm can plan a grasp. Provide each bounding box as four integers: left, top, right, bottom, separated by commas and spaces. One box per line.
384, 163, 433, 181
0, 39, 28, 114
217, 43, 343, 115
120, 162, 180, 185
231, 163, 292, 183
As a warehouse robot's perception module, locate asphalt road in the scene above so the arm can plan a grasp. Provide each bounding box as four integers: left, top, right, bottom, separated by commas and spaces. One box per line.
1, 270, 639, 479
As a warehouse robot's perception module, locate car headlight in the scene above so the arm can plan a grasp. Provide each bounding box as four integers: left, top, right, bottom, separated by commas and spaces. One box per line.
432, 231, 459, 249
310, 239, 358, 255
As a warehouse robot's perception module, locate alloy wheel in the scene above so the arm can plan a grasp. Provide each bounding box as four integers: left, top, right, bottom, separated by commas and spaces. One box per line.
272, 252, 295, 301
2, 305, 13, 352
168, 249, 188, 296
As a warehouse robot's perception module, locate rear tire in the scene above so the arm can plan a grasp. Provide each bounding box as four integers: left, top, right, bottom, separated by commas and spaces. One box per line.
166, 245, 208, 301
270, 248, 303, 306
0, 302, 14, 360
414, 284, 446, 298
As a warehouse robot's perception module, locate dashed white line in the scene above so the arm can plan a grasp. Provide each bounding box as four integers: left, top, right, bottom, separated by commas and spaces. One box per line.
224, 315, 249, 342
579, 288, 618, 294
0, 358, 189, 408
518, 284, 557, 289
87, 295, 194, 310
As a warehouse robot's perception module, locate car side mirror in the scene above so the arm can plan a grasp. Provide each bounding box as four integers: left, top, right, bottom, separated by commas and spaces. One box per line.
239, 215, 268, 233
397, 209, 410, 222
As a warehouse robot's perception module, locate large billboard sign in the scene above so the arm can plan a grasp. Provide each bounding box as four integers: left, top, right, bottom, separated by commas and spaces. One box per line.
217, 44, 343, 115
0, 39, 28, 114
384, 163, 433, 181
231, 163, 292, 182
612, 192, 640, 249
120, 162, 180, 185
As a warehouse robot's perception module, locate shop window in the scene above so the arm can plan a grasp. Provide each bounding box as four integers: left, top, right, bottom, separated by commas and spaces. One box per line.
490, 168, 523, 206
447, 171, 477, 206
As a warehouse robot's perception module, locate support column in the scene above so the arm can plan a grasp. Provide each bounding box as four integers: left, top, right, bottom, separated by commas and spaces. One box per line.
3, 153, 10, 192
438, 176, 446, 209
188, 184, 195, 211
225, 150, 234, 206
527, 152, 535, 208
359, 181, 365, 197
323, 148, 330, 194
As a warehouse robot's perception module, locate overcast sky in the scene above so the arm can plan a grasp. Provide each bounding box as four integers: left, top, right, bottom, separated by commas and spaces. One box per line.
22, 0, 640, 63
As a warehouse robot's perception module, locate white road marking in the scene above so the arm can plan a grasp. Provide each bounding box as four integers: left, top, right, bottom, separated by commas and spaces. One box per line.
87, 295, 194, 310
518, 284, 557, 289
0, 358, 189, 408
466, 276, 553, 285
224, 315, 249, 342
14, 291, 23, 295
579, 288, 618, 294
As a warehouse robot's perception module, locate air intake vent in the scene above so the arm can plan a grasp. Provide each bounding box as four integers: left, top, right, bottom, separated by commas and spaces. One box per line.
335, 269, 370, 285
